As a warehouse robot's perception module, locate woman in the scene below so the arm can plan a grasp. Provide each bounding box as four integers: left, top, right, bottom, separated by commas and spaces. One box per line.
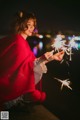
0, 10, 64, 109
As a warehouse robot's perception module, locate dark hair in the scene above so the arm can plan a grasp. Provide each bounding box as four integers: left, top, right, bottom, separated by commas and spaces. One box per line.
10, 10, 37, 34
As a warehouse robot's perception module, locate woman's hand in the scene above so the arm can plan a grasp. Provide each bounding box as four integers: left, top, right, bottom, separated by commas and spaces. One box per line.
44, 50, 64, 63
53, 51, 64, 61
36, 50, 64, 64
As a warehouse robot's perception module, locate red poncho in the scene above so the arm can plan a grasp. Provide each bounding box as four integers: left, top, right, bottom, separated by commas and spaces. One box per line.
0, 34, 36, 103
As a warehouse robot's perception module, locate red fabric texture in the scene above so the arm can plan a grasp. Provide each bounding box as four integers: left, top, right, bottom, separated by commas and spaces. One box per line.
30, 90, 46, 102
0, 34, 36, 103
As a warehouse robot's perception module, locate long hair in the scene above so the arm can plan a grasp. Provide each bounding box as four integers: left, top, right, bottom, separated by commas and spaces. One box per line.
10, 10, 37, 34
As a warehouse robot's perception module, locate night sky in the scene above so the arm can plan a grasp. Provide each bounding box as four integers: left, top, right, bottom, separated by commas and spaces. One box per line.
0, 0, 80, 34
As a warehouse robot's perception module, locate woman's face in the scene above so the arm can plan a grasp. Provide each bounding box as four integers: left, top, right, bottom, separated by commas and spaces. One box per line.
24, 19, 35, 36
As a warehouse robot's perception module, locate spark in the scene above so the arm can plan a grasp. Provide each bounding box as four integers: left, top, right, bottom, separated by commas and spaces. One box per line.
51, 36, 78, 61
60, 59, 69, 66
54, 77, 72, 90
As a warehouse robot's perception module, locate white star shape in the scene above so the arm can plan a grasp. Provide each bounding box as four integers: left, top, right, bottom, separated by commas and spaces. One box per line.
54, 77, 72, 90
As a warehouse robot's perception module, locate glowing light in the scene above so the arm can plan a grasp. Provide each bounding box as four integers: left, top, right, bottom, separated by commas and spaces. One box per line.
45, 34, 51, 38
35, 34, 43, 39
39, 35, 43, 39
54, 77, 72, 90
51, 35, 78, 61
38, 41, 43, 50
33, 47, 38, 56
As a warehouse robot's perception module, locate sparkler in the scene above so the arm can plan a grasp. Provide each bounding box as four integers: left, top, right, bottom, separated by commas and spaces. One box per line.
54, 77, 72, 90
51, 35, 78, 61
50, 35, 79, 91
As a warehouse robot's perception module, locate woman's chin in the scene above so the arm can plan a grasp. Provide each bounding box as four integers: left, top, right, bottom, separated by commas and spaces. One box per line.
29, 32, 33, 36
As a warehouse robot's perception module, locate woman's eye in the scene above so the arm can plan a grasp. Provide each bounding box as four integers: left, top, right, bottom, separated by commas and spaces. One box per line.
27, 24, 34, 28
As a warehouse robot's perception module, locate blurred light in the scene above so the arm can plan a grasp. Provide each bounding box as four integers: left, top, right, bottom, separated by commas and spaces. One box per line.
78, 43, 80, 49
33, 46, 38, 56
38, 41, 43, 50
45, 34, 51, 38
74, 36, 80, 40
72, 42, 78, 49
68, 36, 72, 40
38, 35, 43, 39
36, 34, 43, 39
68, 36, 80, 41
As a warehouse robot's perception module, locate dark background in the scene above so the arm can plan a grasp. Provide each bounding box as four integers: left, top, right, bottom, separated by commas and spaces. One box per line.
0, 0, 80, 34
